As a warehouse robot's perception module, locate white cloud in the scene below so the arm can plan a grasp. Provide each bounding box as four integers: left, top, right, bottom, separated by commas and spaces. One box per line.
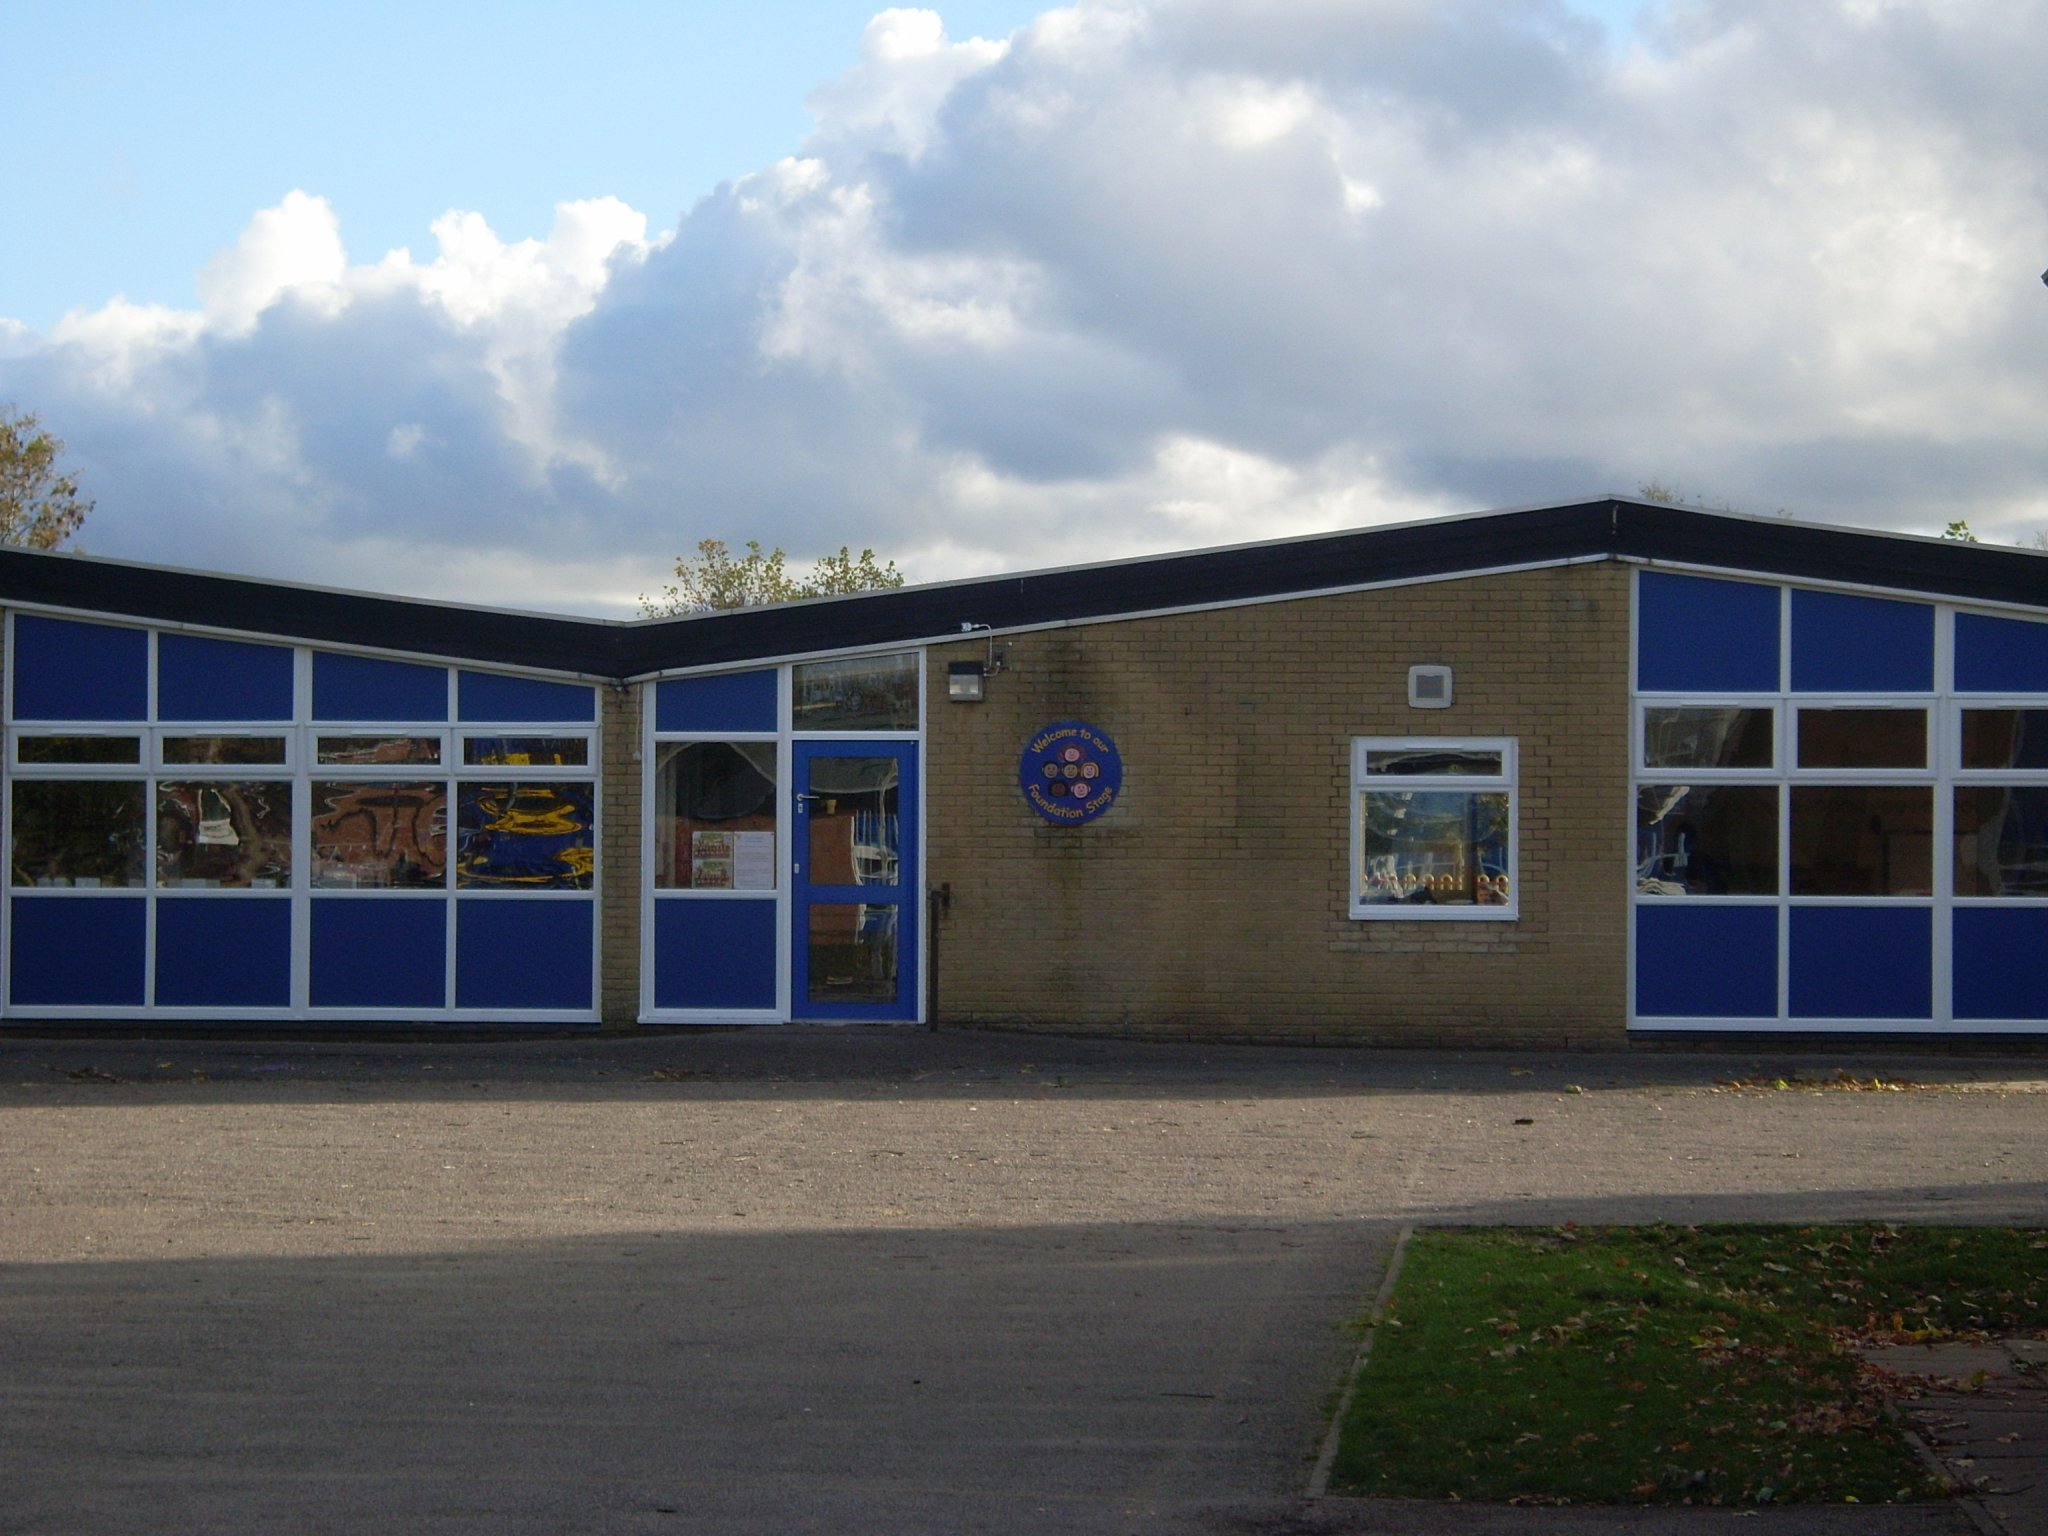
195, 190, 350, 335
2, 0, 2045, 613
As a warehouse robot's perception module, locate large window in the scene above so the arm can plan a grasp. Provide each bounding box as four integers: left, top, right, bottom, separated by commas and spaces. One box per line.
4, 613, 600, 1018
1351, 739, 1516, 919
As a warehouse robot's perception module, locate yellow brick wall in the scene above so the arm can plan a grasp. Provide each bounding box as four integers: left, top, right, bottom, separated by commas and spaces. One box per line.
922, 563, 1632, 1046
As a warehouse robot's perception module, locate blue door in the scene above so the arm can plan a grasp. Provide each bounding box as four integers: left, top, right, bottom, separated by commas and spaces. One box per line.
791, 740, 918, 1021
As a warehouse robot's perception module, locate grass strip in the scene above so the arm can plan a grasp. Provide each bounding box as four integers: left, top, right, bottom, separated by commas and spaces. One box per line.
1329, 1223, 2047, 1507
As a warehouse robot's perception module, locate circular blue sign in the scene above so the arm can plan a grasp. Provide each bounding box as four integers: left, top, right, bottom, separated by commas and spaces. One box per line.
1019, 721, 1123, 824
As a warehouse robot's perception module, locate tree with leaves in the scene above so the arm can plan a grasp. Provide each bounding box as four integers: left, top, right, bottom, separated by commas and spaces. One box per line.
641, 539, 905, 616
0, 405, 92, 550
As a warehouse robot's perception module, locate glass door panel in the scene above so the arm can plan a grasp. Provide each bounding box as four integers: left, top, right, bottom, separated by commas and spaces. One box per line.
792, 741, 917, 1021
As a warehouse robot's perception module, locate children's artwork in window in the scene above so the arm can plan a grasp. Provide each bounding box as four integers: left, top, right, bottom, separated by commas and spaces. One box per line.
462, 736, 589, 767
455, 782, 595, 889
311, 780, 448, 888
156, 781, 292, 887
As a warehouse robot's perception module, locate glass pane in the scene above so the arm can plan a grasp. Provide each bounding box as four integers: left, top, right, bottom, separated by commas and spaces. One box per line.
10, 781, 147, 886
1960, 710, 2048, 770
792, 654, 917, 731
462, 736, 589, 767
1357, 790, 1511, 907
1796, 708, 1926, 769
1789, 785, 1932, 895
311, 780, 447, 888
162, 735, 288, 765
1364, 746, 1503, 776
1954, 787, 2048, 897
454, 782, 594, 889
806, 757, 901, 887
318, 735, 442, 766
157, 781, 292, 888
807, 903, 898, 1002
1642, 707, 1773, 769
15, 735, 142, 765
1636, 784, 1778, 895
654, 741, 777, 890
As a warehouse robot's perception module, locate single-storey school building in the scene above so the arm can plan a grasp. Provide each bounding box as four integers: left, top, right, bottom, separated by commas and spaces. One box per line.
5, 496, 2047, 1045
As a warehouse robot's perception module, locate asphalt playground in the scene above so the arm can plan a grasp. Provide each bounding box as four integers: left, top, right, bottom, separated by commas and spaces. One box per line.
1, 1027, 2042, 1535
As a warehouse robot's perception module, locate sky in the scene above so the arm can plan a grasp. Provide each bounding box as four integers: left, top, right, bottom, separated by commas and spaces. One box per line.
2, 0, 2043, 617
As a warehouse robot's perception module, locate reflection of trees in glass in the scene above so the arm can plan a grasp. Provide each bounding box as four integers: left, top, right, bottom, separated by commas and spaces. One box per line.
455, 782, 595, 888
156, 781, 292, 887
1360, 791, 1509, 905
311, 781, 447, 887
791, 656, 917, 731
10, 781, 146, 886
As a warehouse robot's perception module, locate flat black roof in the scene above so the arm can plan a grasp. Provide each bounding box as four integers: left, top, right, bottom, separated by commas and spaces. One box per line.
5, 498, 2046, 680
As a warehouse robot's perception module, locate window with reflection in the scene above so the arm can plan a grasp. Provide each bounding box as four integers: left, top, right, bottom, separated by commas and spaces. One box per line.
156, 781, 292, 887
11, 781, 147, 886
1352, 739, 1516, 916
654, 741, 777, 890
15, 736, 142, 765
1960, 710, 2048, 770
1636, 784, 1778, 895
311, 780, 447, 888
454, 782, 594, 889
462, 736, 590, 767
805, 756, 900, 887
1789, 785, 1932, 895
162, 735, 288, 766
1796, 708, 1926, 769
1642, 707, 1774, 770
807, 903, 898, 1003
1954, 787, 2048, 897
317, 735, 442, 766
792, 654, 918, 731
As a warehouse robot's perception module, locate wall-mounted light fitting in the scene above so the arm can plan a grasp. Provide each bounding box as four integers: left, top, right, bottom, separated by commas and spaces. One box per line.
948, 660, 987, 701
949, 623, 1008, 702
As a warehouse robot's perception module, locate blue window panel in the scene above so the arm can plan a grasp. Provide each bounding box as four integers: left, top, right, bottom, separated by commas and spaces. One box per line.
311, 899, 447, 1010
10, 897, 147, 1006
1955, 613, 2048, 694
656, 671, 777, 733
11, 615, 149, 721
154, 898, 293, 1008
455, 899, 594, 1011
1636, 573, 1780, 693
654, 898, 778, 1010
458, 671, 597, 724
1634, 905, 1777, 1019
1788, 906, 1932, 1019
1953, 908, 2048, 1021
1790, 590, 1934, 693
158, 633, 295, 721
313, 652, 448, 722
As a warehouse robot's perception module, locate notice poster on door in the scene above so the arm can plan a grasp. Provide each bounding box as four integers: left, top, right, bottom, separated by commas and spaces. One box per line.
691, 831, 735, 888
732, 831, 775, 890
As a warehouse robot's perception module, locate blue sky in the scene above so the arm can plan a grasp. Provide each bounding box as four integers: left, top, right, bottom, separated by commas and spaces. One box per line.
7, 1, 1656, 330
3, 1, 2042, 615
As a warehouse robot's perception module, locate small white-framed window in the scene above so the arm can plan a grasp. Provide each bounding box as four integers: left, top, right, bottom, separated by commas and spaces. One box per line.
1350, 738, 1517, 920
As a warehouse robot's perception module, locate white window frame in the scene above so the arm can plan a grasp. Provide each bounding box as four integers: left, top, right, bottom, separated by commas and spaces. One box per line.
1349, 737, 1518, 921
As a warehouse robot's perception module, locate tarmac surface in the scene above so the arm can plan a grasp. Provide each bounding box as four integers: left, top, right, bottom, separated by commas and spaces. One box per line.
0, 1027, 2042, 1535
